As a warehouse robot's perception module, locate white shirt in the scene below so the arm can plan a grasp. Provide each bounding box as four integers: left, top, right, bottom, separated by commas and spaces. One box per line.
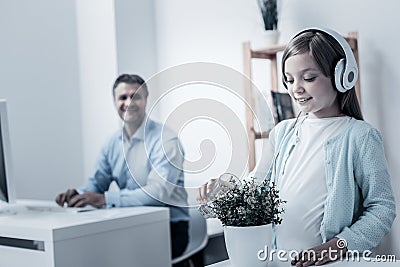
275, 116, 350, 251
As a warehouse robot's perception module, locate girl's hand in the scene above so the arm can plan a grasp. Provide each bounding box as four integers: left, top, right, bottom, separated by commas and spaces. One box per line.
196, 178, 218, 204
291, 237, 348, 266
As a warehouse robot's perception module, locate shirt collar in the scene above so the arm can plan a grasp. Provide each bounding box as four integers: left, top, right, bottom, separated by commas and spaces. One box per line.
123, 117, 147, 142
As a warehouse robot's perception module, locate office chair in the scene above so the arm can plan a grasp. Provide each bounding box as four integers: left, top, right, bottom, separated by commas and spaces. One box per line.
172, 208, 208, 266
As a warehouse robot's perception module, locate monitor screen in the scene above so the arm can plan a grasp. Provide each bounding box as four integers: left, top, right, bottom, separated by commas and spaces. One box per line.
0, 99, 15, 204
0, 122, 8, 201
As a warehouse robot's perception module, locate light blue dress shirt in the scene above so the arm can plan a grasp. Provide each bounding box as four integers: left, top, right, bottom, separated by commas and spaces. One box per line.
263, 116, 396, 252
78, 118, 189, 222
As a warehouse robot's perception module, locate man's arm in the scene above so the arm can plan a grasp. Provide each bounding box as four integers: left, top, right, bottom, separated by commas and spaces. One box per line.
56, 142, 114, 207
105, 137, 185, 208
77, 143, 114, 194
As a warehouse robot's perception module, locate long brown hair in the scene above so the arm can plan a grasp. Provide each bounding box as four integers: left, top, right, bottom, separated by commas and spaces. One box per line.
281, 30, 363, 120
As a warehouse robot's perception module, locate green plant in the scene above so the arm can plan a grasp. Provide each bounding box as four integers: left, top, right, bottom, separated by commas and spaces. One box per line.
207, 177, 285, 226
258, 0, 278, 31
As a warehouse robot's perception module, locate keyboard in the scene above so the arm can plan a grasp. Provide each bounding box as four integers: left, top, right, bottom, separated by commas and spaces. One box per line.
25, 205, 96, 213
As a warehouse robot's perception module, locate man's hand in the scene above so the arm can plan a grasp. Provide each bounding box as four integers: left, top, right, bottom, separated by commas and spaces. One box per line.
55, 188, 79, 207
68, 192, 105, 208
291, 237, 348, 266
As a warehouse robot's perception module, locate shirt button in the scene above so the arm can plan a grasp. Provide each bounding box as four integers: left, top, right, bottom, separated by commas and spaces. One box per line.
327, 160, 331, 164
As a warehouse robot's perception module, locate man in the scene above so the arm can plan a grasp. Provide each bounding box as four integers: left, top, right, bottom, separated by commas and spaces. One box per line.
56, 74, 189, 265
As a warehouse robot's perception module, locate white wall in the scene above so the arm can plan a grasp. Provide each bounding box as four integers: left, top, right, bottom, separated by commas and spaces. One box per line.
114, 0, 159, 120
0, 0, 158, 200
153, 0, 400, 256
114, 0, 158, 78
75, 0, 119, 179
76, 0, 159, 181
154, 0, 268, 192
0, 0, 84, 200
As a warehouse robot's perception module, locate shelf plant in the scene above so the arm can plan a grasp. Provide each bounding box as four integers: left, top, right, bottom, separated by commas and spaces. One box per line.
258, 0, 278, 31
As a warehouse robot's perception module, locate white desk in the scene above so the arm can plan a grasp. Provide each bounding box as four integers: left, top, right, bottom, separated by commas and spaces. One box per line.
0, 200, 171, 267
208, 259, 400, 266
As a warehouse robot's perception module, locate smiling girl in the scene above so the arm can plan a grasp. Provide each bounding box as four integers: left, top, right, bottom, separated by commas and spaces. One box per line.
199, 28, 396, 267
271, 28, 395, 266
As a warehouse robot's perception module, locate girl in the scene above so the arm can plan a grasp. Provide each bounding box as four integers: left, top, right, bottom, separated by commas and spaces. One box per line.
199, 28, 396, 266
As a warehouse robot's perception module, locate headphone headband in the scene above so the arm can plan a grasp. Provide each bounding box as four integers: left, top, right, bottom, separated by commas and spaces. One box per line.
293, 27, 358, 92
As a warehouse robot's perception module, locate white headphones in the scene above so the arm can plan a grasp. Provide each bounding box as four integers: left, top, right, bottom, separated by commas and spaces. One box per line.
292, 27, 358, 93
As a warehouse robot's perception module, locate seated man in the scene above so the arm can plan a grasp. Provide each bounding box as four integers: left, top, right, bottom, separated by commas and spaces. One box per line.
56, 74, 189, 265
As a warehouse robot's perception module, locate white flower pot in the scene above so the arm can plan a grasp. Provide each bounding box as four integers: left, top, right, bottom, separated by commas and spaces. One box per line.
252, 30, 281, 50
262, 30, 280, 46
224, 224, 272, 267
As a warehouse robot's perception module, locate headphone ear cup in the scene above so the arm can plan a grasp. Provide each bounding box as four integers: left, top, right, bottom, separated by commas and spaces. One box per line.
334, 59, 347, 93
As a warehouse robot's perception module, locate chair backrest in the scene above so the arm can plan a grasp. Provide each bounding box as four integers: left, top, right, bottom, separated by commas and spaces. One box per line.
171, 208, 208, 264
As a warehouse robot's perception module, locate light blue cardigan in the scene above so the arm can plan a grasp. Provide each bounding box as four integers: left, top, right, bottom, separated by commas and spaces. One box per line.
266, 116, 396, 252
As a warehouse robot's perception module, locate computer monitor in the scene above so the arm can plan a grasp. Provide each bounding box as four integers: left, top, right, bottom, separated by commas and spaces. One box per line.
0, 100, 94, 214
0, 99, 16, 205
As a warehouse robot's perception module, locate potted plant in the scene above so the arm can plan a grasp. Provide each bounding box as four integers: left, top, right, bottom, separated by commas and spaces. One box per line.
202, 175, 285, 267
257, 0, 280, 46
